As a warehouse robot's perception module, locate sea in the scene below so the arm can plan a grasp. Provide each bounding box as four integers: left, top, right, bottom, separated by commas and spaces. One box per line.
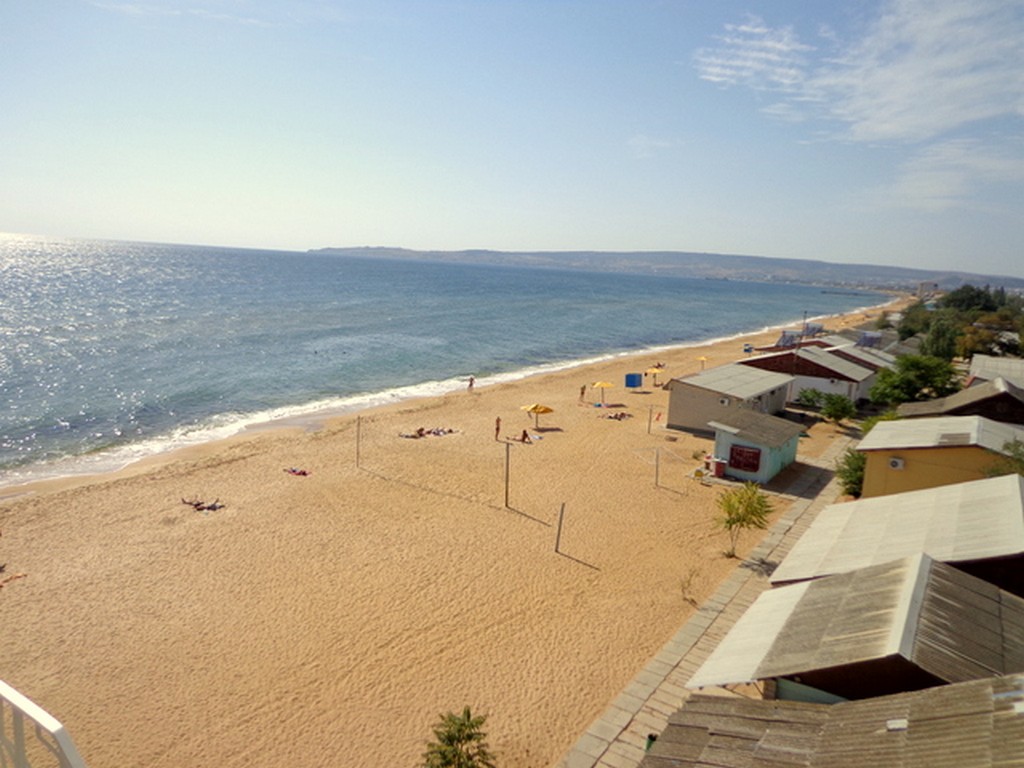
0, 234, 885, 489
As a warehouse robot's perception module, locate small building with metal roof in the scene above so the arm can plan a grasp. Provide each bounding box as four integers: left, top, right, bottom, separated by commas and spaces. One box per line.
664, 364, 792, 436
642, 674, 1024, 768
855, 415, 1024, 498
707, 409, 804, 484
688, 554, 1024, 702
898, 377, 1024, 426
739, 345, 879, 402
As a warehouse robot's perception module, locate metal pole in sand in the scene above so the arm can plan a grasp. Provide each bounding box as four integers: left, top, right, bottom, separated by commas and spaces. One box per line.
504, 441, 511, 508
356, 415, 362, 468
655, 447, 660, 488
647, 405, 653, 435
555, 502, 565, 553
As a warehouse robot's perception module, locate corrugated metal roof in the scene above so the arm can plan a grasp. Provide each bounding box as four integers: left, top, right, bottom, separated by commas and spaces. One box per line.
798, 346, 875, 381
826, 343, 896, 369
856, 414, 1024, 453
970, 353, 1024, 386
642, 675, 1024, 768
897, 377, 1024, 418
707, 409, 804, 448
674, 363, 793, 400
689, 554, 1024, 694
770, 475, 1024, 585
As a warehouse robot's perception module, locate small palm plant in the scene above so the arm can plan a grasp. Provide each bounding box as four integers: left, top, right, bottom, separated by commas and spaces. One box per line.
423, 706, 497, 768
716, 482, 773, 558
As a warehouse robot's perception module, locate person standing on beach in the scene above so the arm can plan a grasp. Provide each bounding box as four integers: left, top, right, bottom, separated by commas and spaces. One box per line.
579, 384, 586, 403
495, 417, 501, 441
468, 376, 475, 393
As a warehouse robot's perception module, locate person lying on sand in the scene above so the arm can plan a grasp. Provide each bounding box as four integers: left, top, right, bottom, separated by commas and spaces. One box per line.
284, 467, 310, 476
399, 427, 458, 438
181, 497, 225, 512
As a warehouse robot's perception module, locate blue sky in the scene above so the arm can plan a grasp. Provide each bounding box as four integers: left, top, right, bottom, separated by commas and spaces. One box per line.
2, 1, 1022, 277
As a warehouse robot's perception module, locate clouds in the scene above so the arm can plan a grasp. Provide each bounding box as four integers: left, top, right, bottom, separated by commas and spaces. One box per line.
694, 16, 813, 93
813, 0, 1024, 143
696, 0, 1024, 213
697, 1, 1023, 141
876, 138, 1024, 211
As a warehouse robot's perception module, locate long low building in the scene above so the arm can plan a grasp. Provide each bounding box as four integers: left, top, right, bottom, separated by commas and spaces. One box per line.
665, 364, 792, 436
770, 474, 1024, 595
688, 554, 1024, 702
642, 674, 1024, 768
897, 376, 1024, 425
855, 414, 1024, 497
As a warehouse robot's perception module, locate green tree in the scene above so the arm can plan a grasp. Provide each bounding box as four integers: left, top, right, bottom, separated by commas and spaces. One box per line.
835, 448, 867, 497
795, 388, 824, 410
897, 301, 932, 340
716, 482, 773, 558
423, 707, 497, 768
941, 284, 998, 313
821, 393, 857, 425
919, 311, 960, 360
869, 355, 960, 406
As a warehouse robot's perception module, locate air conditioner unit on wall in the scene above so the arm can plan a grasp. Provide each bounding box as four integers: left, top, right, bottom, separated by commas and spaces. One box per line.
719, 397, 731, 406
889, 457, 905, 470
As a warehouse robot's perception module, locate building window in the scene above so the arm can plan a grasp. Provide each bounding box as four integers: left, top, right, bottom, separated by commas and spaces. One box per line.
730, 444, 762, 472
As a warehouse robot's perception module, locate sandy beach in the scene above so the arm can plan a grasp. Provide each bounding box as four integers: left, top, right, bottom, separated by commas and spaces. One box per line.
0, 299, 906, 767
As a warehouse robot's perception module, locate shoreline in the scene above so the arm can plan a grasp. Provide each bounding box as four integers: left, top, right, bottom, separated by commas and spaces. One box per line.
0, 296, 910, 768
0, 299, 894, 499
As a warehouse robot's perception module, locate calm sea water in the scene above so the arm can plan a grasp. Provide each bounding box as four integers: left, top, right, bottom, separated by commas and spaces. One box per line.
0, 235, 883, 487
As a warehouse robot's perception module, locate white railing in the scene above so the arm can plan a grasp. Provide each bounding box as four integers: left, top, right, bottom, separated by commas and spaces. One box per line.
0, 681, 87, 768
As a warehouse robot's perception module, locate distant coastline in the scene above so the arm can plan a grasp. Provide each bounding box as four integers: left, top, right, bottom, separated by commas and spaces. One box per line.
310, 246, 1024, 291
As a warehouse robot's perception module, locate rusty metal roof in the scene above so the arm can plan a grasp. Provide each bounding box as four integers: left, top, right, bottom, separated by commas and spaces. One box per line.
642, 674, 1024, 768
688, 554, 1024, 699
897, 376, 1024, 418
707, 409, 804, 448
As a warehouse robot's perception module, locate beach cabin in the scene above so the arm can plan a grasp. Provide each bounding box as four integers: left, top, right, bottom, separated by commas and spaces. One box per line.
739, 346, 878, 403
688, 554, 1024, 702
664, 364, 792, 436
856, 415, 1024, 498
969, 353, 1024, 388
642, 674, 1024, 768
832, 325, 924, 357
897, 376, 1024, 426
769, 474, 1024, 596
707, 410, 803, 484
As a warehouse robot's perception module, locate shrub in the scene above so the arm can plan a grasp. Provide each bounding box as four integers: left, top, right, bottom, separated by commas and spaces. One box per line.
716, 482, 772, 558
423, 706, 497, 768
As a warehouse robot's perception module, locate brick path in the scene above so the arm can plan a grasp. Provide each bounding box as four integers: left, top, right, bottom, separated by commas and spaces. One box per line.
554, 437, 855, 768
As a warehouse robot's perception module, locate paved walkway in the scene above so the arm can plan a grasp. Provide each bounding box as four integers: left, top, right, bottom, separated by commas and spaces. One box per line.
554, 436, 855, 768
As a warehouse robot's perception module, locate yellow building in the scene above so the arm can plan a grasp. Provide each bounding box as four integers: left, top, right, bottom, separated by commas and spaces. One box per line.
856, 415, 1024, 498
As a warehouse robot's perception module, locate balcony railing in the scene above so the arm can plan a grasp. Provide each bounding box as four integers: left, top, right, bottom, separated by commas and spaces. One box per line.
0, 680, 87, 768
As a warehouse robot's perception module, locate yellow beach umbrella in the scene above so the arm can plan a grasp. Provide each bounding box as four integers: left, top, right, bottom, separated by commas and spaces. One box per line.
645, 366, 665, 386
697, 355, 709, 370
520, 403, 554, 427
591, 381, 614, 403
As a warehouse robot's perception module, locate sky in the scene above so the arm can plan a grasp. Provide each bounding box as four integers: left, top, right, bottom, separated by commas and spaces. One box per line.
1, 1, 1022, 277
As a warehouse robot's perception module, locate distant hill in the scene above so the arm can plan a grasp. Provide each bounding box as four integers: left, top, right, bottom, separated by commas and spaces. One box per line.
311, 247, 1024, 291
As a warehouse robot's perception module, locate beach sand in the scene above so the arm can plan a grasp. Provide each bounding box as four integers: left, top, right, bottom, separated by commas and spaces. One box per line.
0, 300, 906, 768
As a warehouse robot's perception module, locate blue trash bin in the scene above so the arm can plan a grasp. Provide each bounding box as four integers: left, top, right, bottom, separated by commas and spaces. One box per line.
625, 373, 642, 388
